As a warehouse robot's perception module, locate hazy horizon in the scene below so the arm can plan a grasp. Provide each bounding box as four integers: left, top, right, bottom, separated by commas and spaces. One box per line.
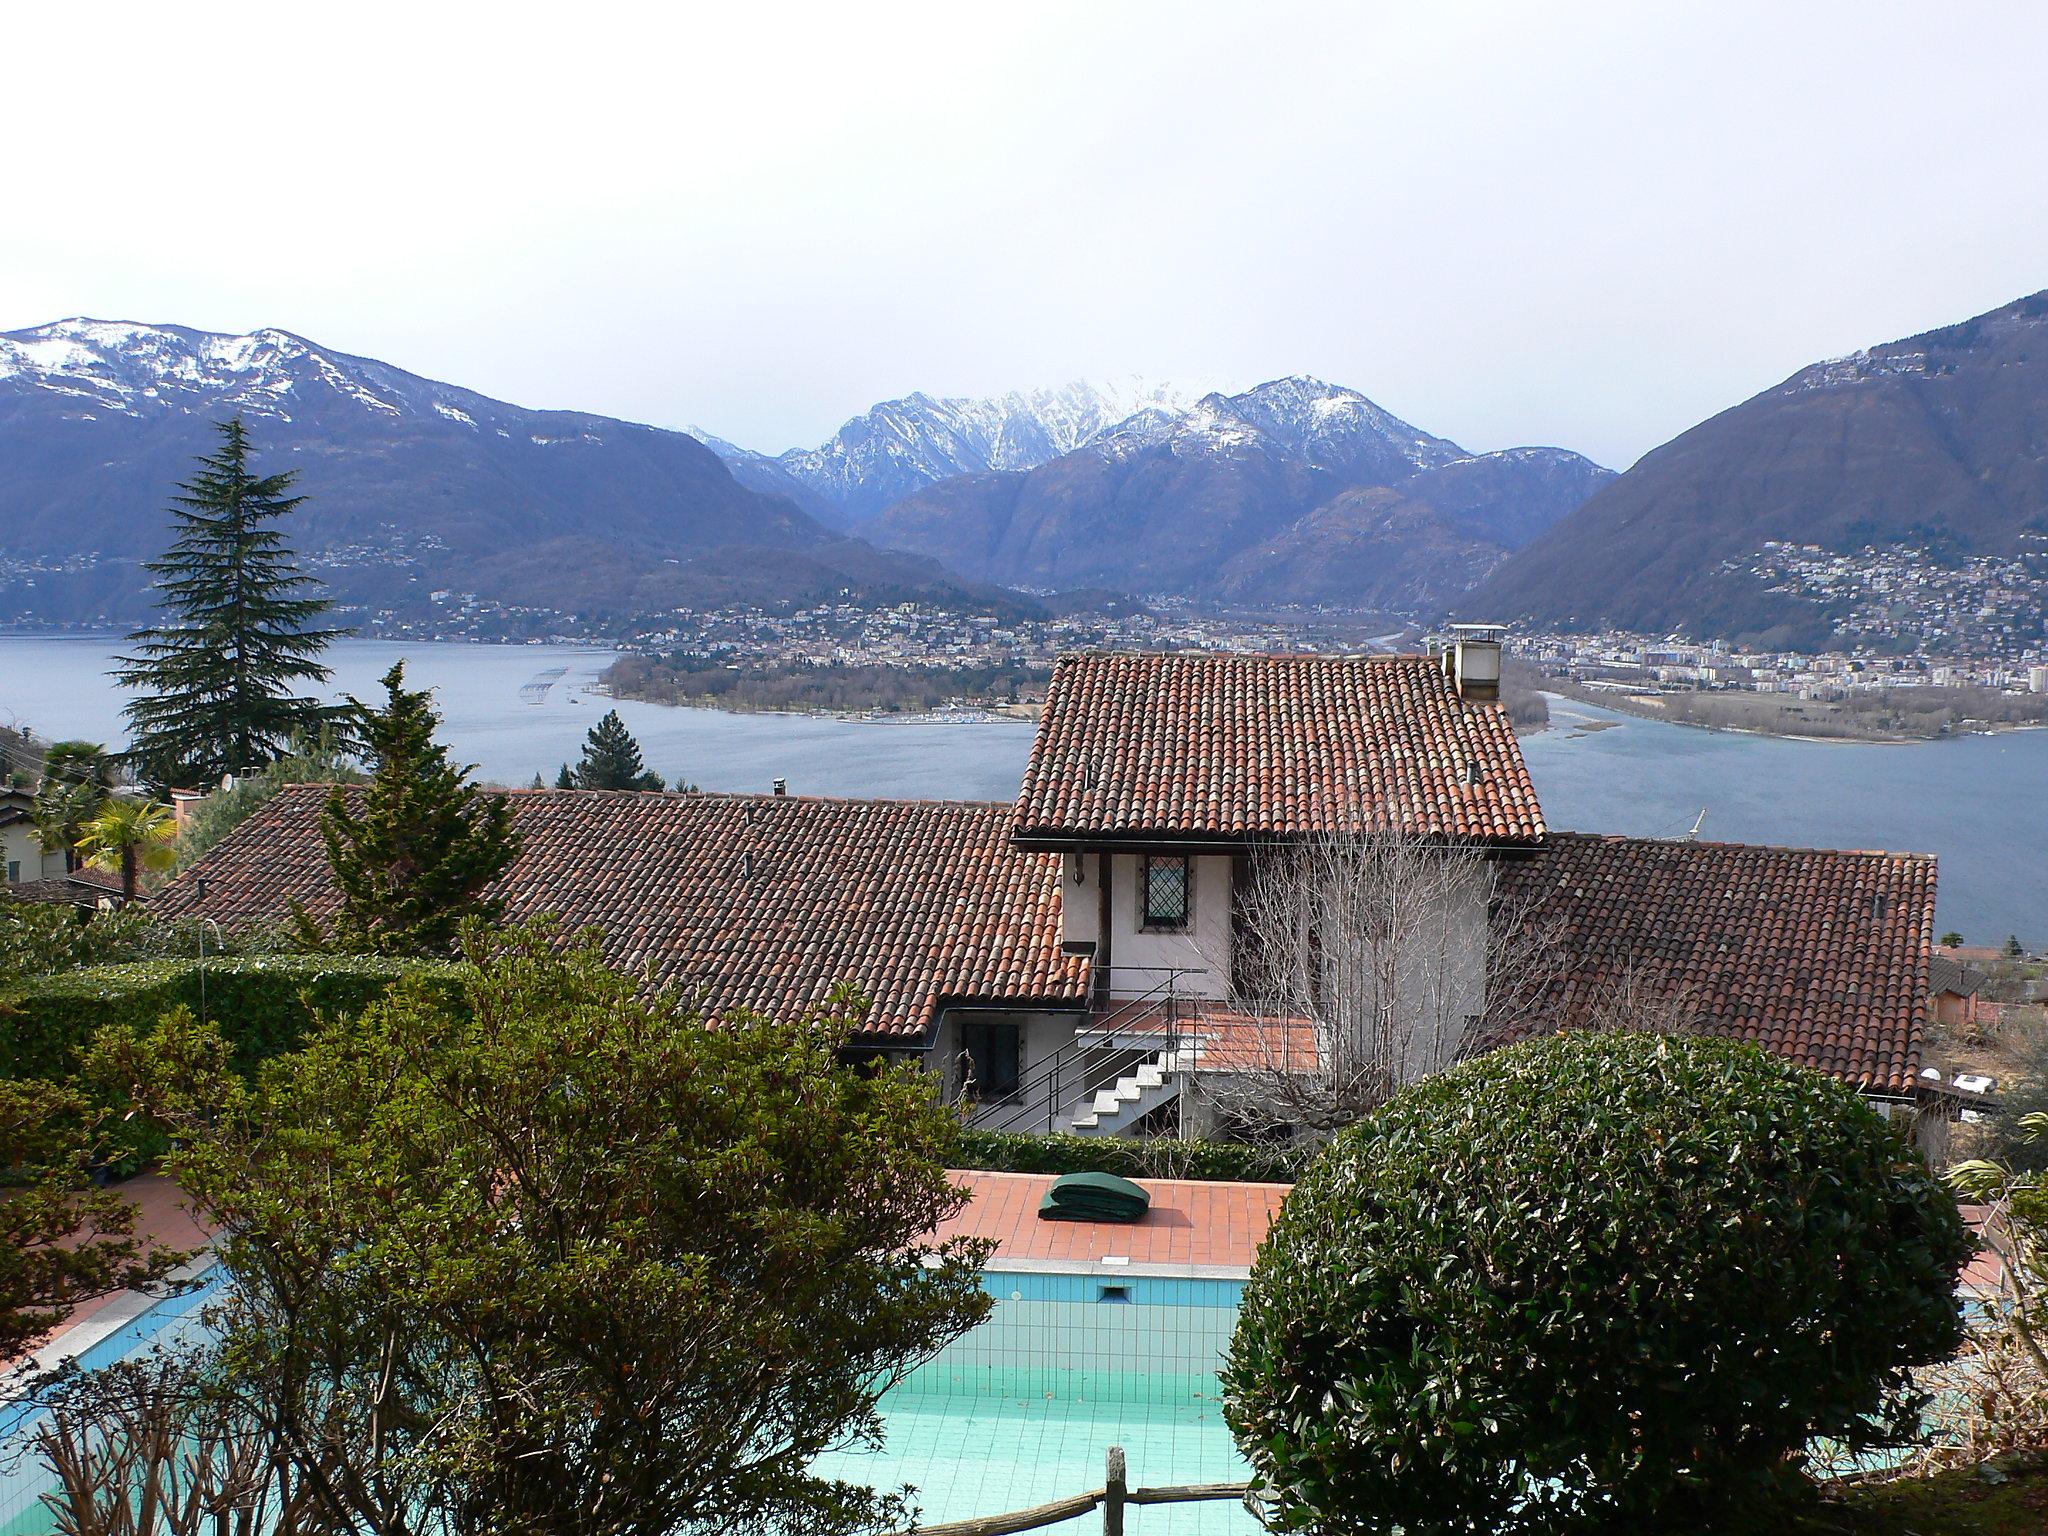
8, 2, 2045, 470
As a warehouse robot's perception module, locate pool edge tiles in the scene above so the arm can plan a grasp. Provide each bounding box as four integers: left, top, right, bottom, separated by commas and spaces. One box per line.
0, 1257, 226, 1536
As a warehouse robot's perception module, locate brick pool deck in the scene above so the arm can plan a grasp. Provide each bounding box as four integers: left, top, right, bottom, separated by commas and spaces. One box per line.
20, 1172, 2008, 1363
935, 1170, 1290, 1273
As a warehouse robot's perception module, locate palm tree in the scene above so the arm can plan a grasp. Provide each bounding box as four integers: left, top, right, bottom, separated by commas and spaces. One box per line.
41, 740, 115, 788
32, 779, 105, 871
30, 739, 116, 871
75, 798, 177, 901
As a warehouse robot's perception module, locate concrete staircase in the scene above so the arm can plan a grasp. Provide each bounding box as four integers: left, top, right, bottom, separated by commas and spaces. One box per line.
1066, 1040, 1204, 1135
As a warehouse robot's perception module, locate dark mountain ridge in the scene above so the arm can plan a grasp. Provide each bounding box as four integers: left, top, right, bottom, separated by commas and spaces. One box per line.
0, 320, 1036, 628
1464, 290, 2048, 645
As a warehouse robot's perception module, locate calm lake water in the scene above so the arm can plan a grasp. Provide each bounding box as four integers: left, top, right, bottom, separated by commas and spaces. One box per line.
2, 637, 2042, 946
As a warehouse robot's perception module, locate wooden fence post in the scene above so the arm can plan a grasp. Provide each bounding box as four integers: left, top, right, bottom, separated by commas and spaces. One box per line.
1103, 1446, 1125, 1536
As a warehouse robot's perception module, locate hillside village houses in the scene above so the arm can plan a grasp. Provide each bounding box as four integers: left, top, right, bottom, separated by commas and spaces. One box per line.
152, 632, 1959, 1146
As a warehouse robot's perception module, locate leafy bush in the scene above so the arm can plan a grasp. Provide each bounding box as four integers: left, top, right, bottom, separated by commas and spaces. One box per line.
1, 955, 463, 1082
0, 901, 307, 984
953, 1128, 1305, 1184
1223, 1032, 1973, 1535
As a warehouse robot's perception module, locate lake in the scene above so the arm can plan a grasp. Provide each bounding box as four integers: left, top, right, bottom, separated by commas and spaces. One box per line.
2, 636, 2042, 946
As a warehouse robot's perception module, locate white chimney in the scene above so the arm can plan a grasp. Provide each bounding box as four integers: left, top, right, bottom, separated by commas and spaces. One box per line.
1444, 623, 1505, 702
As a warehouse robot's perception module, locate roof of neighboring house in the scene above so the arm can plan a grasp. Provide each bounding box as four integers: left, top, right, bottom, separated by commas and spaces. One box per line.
1011, 652, 1544, 846
1, 866, 125, 908
150, 785, 1089, 1043
1492, 833, 1937, 1096
1928, 955, 1988, 998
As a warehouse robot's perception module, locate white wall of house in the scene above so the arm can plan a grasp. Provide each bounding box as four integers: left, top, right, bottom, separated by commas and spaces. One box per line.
1104, 852, 1232, 1001
1060, 852, 1098, 950
1, 822, 64, 885
1389, 876, 1490, 1084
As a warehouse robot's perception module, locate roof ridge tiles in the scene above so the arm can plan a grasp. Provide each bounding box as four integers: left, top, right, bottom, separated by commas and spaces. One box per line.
1544, 829, 1936, 862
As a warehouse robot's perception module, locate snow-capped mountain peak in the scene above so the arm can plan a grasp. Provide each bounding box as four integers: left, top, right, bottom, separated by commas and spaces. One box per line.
1224, 375, 1464, 477
0, 318, 511, 428
698, 377, 1210, 523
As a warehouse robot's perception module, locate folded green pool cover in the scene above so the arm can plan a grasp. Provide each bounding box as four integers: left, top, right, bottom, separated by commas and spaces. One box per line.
1037, 1170, 1151, 1223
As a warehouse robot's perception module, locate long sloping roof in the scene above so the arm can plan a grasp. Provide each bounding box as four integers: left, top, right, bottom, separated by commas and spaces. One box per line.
1012, 652, 1544, 845
1493, 832, 1937, 1095
150, 785, 1089, 1042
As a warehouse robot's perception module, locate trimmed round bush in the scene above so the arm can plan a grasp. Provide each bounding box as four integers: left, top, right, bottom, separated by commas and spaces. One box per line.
1222, 1033, 1973, 1534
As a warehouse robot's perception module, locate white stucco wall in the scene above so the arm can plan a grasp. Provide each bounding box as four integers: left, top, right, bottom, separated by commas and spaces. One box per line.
1059, 851, 1098, 950
929, 1008, 1083, 1124
1104, 852, 1232, 1000
1, 822, 64, 884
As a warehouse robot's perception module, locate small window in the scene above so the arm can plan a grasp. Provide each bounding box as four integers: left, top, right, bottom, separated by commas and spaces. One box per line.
1141, 855, 1192, 932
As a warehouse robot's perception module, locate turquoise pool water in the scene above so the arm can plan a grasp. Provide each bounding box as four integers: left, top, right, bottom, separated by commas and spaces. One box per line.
0, 1268, 227, 1535
0, 1265, 1259, 1535
817, 1268, 1259, 1532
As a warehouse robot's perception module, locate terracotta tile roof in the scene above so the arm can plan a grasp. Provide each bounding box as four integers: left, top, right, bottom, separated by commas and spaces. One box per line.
1012, 651, 1544, 845
151, 786, 1089, 1043
2, 868, 127, 908
1493, 833, 1936, 1095
936, 1170, 1288, 1271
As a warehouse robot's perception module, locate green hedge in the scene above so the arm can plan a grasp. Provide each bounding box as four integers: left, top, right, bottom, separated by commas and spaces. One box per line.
953, 1129, 1304, 1184
0, 955, 466, 1082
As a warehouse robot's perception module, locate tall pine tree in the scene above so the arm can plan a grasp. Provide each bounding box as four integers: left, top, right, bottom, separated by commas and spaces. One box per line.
116, 418, 349, 788
319, 662, 521, 956
572, 710, 664, 791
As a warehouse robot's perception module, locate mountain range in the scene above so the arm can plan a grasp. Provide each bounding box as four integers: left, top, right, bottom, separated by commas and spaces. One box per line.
0, 321, 1036, 629
1466, 289, 2048, 647
9, 289, 2044, 647
702, 377, 1614, 606
696, 378, 1200, 526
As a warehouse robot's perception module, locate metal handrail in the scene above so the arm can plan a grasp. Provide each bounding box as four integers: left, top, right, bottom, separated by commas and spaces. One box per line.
880, 1446, 1252, 1535
963, 969, 1198, 1134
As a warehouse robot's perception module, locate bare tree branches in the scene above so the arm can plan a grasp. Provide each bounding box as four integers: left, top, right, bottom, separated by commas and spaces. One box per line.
1197, 830, 1566, 1139
31, 1348, 326, 1536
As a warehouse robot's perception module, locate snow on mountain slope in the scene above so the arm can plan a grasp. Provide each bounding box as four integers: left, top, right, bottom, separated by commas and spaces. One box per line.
859, 375, 1613, 611
704, 373, 1476, 520
0, 318, 555, 435
700, 377, 1204, 523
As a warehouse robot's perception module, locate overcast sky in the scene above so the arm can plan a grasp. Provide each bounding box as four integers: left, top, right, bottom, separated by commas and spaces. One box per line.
7, 3, 2044, 470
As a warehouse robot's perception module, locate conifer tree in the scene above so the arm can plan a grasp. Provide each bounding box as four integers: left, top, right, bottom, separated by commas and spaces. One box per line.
555, 763, 577, 789
572, 709, 664, 791
319, 663, 520, 955
116, 418, 349, 788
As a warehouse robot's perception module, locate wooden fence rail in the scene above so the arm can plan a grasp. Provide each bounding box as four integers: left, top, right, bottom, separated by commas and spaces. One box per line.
882, 1447, 1254, 1536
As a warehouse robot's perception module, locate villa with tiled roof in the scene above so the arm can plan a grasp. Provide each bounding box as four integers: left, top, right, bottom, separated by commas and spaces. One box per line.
155, 632, 1942, 1136
154, 788, 1089, 1049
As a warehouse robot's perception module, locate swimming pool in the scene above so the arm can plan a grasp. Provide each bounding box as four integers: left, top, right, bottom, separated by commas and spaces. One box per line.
814, 1265, 1259, 1533
0, 1262, 1259, 1535
0, 1262, 228, 1536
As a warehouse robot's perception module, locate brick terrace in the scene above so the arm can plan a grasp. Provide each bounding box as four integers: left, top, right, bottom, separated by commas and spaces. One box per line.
935, 1170, 1289, 1272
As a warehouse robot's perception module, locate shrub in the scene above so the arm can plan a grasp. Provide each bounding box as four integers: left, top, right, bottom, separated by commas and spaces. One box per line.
0, 903, 304, 984
1, 955, 463, 1082
1222, 1032, 1973, 1535
953, 1129, 1305, 1184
